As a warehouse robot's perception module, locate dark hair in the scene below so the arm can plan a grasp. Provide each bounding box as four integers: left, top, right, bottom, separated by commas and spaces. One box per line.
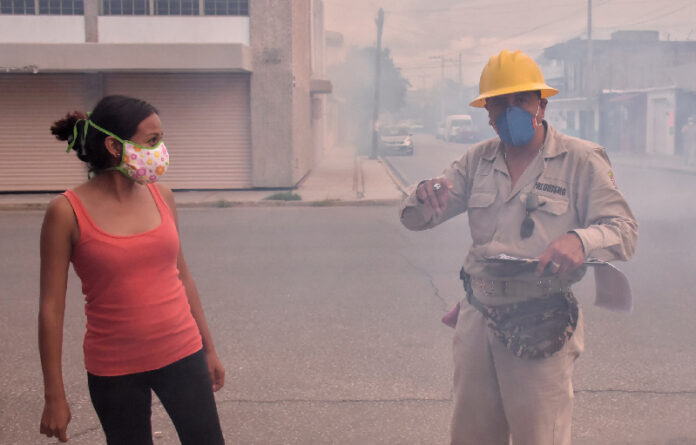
51, 95, 158, 171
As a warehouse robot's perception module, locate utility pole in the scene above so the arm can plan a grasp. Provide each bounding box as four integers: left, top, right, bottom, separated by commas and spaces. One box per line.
370, 8, 384, 160
440, 56, 445, 83
587, 0, 593, 94
458, 52, 462, 86
429, 55, 446, 124
587, 0, 594, 140
458, 52, 463, 107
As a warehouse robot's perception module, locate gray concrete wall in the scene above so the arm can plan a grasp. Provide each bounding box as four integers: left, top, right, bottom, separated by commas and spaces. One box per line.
565, 40, 696, 97
84, 0, 98, 42
0, 43, 251, 72
249, 0, 294, 187
291, 0, 313, 184
599, 42, 696, 92
249, 0, 314, 187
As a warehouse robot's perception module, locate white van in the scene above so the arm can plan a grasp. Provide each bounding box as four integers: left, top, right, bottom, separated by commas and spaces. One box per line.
444, 114, 477, 143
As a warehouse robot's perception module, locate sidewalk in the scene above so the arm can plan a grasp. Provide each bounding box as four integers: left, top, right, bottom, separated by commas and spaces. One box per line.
0, 144, 405, 211
609, 151, 696, 174
1, 148, 692, 211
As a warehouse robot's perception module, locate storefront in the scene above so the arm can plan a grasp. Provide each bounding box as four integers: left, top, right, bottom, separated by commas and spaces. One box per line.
0, 72, 251, 191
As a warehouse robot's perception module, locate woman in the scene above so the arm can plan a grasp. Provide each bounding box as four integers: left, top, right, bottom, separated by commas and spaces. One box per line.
39, 95, 225, 444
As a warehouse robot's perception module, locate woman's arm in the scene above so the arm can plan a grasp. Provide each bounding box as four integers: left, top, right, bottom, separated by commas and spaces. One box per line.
158, 184, 225, 392
38, 196, 77, 442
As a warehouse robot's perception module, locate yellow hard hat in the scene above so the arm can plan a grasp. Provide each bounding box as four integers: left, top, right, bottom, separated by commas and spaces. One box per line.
470, 49, 558, 108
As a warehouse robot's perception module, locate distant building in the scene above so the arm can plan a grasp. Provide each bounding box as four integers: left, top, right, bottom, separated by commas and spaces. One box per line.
0, 0, 331, 191
540, 30, 696, 157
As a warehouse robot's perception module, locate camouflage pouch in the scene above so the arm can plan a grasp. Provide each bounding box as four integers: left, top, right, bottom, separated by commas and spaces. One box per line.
462, 272, 578, 359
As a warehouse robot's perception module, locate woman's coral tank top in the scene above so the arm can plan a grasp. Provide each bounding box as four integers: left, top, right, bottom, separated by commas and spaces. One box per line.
62, 184, 202, 376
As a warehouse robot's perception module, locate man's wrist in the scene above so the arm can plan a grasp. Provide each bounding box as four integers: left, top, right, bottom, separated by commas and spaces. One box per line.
567, 230, 586, 256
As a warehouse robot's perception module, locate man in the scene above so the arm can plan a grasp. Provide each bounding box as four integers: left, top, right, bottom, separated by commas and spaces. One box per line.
400, 50, 638, 445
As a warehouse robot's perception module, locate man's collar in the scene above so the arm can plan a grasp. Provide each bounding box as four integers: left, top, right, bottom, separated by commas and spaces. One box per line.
481, 142, 501, 162
540, 123, 568, 159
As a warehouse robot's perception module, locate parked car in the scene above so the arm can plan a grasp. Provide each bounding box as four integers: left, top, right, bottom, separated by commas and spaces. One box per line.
444, 114, 478, 143
379, 125, 414, 155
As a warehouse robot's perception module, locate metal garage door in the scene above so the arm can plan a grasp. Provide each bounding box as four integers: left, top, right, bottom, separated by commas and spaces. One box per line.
0, 74, 90, 192
104, 73, 252, 189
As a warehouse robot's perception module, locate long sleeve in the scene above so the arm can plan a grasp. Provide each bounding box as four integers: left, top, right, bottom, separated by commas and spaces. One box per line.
399, 154, 474, 231
572, 147, 638, 261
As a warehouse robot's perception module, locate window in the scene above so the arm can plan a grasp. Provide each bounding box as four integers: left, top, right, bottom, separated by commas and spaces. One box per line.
204, 0, 246, 15
1, 0, 84, 15
155, 0, 198, 15
102, 0, 148, 15
100, 0, 247, 15
103, 0, 145, 14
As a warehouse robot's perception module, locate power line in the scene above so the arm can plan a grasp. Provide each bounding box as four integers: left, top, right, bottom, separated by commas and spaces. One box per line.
386, 0, 583, 15
609, 0, 694, 27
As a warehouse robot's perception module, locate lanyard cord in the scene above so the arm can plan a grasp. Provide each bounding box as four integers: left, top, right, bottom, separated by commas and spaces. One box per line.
66, 113, 124, 153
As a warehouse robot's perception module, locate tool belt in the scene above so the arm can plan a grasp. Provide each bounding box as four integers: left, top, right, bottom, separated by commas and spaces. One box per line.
470, 275, 571, 299
461, 268, 578, 359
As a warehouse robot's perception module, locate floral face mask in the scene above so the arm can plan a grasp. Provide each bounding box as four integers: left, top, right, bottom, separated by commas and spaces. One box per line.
68, 118, 169, 184
112, 139, 169, 184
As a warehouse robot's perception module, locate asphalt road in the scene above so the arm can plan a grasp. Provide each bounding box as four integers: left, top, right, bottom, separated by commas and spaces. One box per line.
1, 135, 696, 444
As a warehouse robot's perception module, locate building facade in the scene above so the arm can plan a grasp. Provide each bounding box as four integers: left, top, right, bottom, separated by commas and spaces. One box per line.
541, 31, 696, 157
0, 0, 330, 191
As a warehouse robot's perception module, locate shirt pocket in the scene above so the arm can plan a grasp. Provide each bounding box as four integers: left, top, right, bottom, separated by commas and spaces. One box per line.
537, 194, 569, 216
467, 190, 498, 244
521, 192, 571, 242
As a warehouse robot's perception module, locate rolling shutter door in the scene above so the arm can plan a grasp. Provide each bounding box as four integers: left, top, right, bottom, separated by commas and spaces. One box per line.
0, 74, 90, 192
104, 73, 252, 189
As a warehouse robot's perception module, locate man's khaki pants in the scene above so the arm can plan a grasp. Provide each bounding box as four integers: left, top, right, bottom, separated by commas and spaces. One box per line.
450, 302, 584, 445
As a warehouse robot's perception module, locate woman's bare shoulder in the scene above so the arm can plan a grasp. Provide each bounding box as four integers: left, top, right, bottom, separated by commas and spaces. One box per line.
43, 194, 78, 239
155, 183, 176, 208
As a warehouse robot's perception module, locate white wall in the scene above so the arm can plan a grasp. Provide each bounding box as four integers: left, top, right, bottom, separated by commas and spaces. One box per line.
0, 15, 249, 45
646, 89, 676, 155
0, 16, 85, 43
98, 16, 249, 44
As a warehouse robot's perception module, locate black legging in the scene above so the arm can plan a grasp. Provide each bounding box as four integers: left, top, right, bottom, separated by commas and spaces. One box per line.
87, 349, 224, 445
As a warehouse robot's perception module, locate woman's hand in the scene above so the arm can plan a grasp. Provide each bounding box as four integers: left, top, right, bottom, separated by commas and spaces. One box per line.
38, 197, 75, 443
40, 397, 71, 442
205, 350, 225, 392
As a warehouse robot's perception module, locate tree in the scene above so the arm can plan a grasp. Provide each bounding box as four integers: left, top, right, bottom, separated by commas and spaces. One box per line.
328, 46, 410, 154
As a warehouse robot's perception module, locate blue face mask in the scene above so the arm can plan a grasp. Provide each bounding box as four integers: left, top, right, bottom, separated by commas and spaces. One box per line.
494, 105, 539, 147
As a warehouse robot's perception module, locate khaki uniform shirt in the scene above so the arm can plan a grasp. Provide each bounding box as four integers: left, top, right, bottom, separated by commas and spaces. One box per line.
400, 123, 638, 298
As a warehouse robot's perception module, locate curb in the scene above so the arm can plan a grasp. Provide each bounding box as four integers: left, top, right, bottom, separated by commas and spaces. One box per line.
0, 196, 402, 212
175, 198, 402, 209
379, 155, 410, 195
0, 203, 52, 211
0, 152, 406, 211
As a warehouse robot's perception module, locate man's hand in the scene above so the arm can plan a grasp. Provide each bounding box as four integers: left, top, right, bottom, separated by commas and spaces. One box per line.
536, 232, 585, 276
416, 177, 454, 214
40, 397, 71, 442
